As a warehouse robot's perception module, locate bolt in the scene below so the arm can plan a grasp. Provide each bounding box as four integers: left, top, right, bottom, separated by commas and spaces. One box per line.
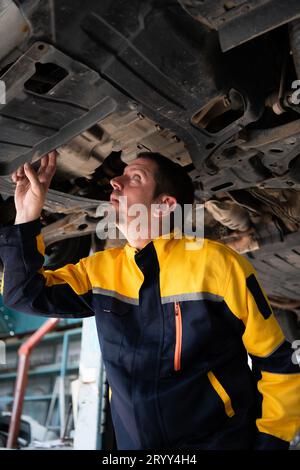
286, 137, 297, 145
128, 102, 138, 110
242, 4, 250, 12
286, 94, 295, 106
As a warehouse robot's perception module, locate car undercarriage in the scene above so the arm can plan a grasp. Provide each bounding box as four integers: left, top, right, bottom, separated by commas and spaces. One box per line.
0, 0, 300, 339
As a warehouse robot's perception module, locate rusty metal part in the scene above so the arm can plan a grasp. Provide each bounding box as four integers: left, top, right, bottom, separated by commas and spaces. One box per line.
56, 129, 113, 179
281, 189, 300, 220
204, 198, 251, 231
6, 318, 60, 449
219, 214, 290, 254
179, 0, 300, 52
98, 110, 192, 166
0, 175, 109, 215
0, 174, 113, 247
224, 236, 259, 253
192, 90, 245, 134
42, 191, 106, 216
239, 119, 300, 151
248, 187, 300, 225
221, 228, 259, 254
41, 212, 100, 246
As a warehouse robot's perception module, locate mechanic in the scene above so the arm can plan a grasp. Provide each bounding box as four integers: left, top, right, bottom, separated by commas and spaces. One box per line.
0, 150, 299, 450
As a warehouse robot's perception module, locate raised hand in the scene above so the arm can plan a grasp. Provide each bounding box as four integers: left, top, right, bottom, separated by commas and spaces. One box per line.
11, 151, 57, 224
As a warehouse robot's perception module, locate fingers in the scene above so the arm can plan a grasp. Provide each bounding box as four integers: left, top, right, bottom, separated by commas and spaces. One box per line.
11, 165, 26, 184
17, 165, 24, 177
11, 171, 17, 183
11, 150, 57, 187
42, 151, 57, 189
23, 162, 41, 194
48, 150, 57, 159
47, 150, 57, 169
37, 154, 49, 175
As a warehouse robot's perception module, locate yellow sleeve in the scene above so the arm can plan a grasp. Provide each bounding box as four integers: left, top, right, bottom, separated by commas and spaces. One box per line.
224, 251, 300, 447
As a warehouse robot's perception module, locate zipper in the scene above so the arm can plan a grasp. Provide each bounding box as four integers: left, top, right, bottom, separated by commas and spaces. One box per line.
174, 301, 182, 371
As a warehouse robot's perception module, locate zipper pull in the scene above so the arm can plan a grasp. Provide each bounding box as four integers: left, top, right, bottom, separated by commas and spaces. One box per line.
174, 301, 182, 372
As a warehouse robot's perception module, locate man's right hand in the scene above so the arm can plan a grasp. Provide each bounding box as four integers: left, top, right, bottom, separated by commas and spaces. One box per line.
11, 151, 57, 225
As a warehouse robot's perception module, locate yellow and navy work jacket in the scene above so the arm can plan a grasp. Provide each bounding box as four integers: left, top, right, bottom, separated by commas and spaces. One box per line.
0, 219, 299, 450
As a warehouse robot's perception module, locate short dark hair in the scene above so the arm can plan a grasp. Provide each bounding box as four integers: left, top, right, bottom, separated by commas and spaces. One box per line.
137, 152, 195, 233
137, 152, 194, 207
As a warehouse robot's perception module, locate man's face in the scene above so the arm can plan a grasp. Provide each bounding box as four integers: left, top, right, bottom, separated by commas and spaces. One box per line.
109, 157, 158, 227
